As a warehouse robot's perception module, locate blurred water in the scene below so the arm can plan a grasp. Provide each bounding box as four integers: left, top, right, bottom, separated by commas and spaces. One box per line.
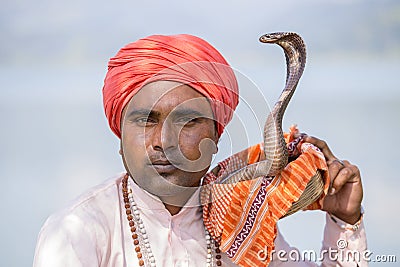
1, 60, 399, 266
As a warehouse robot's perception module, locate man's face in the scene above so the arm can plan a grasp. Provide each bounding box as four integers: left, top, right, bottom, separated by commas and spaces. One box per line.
120, 81, 218, 200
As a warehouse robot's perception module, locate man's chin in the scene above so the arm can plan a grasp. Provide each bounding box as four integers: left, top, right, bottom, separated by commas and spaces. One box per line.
135, 175, 196, 196
142, 183, 198, 207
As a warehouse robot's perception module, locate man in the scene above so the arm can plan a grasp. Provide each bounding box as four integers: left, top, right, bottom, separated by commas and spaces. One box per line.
34, 34, 367, 266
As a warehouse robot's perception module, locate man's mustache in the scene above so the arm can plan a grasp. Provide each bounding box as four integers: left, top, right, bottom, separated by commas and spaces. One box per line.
148, 151, 183, 166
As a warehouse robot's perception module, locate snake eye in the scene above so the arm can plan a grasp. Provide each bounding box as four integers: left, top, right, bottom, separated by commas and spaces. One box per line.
259, 35, 271, 42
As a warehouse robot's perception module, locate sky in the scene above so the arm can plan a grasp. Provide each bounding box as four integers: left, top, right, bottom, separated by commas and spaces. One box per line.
1, 0, 399, 266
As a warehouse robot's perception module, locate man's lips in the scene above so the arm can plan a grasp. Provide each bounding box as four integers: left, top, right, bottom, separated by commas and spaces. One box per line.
150, 159, 179, 173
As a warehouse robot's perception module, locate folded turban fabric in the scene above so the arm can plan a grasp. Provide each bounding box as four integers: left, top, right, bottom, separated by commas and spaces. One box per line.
102, 34, 239, 138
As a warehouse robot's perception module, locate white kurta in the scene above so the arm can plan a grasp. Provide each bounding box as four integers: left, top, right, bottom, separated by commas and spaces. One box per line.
33, 173, 368, 266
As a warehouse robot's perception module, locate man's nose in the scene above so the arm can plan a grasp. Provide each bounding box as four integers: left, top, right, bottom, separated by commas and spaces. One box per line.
151, 120, 179, 151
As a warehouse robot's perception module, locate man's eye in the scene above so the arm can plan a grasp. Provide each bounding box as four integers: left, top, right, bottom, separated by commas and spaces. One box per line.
135, 117, 155, 125
177, 117, 198, 124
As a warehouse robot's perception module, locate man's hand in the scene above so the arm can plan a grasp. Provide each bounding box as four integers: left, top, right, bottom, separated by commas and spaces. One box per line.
303, 135, 363, 224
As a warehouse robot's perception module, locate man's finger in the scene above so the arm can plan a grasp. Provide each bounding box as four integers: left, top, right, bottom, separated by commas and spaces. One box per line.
303, 135, 337, 163
328, 160, 346, 188
330, 160, 357, 195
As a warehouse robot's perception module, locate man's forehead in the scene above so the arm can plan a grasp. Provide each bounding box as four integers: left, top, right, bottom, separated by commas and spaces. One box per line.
127, 81, 213, 115
135, 81, 204, 99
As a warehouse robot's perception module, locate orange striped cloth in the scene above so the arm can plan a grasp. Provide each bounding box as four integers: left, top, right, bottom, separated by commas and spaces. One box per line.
201, 126, 330, 266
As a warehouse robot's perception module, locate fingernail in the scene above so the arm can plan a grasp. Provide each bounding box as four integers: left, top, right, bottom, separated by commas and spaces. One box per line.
330, 188, 336, 195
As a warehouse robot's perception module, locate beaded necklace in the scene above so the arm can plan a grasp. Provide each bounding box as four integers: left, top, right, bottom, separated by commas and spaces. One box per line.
122, 174, 222, 266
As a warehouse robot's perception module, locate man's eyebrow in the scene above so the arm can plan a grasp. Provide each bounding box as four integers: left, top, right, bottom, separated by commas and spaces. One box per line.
126, 108, 209, 119
172, 108, 207, 118
127, 109, 160, 118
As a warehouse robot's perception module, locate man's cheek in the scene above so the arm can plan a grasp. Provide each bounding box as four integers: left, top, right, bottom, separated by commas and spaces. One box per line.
185, 141, 208, 161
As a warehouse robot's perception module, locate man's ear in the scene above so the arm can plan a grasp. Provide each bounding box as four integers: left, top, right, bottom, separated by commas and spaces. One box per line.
213, 130, 219, 154
213, 143, 219, 154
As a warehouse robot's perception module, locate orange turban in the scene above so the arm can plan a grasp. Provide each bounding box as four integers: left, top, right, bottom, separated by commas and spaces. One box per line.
102, 34, 239, 138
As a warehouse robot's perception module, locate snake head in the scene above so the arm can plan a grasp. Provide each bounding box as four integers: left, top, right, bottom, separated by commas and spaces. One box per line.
259, 32, 298, 43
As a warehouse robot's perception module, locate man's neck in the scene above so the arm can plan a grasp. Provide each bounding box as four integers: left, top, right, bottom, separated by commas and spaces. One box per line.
158, 187, 199, 216
163, 203, 183, 215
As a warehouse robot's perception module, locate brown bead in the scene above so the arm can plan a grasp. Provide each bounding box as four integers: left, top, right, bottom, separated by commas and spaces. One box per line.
122, 187, 128, 192
125, 203, 130, 209
127, 215, 133, 220
138, 259, 144, 266
131, 226, 136, 232
126, 209, 131, 215
216, 254, 222, 259
129, 221, 135, 227
124, 197, 129, 203
135, 246, 141, 252
137, 252, 142, 259
215, 248, 221, 253
134, 239, 139, 245
216, 260, 222, 266
132, 233, 138, 239
123, 192, 128, 197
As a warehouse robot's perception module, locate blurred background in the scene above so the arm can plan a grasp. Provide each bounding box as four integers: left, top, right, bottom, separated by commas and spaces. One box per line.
1, 0, 399, 265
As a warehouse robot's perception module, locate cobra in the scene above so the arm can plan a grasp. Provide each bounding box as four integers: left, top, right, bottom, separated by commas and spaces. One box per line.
219, 32, 324, 216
